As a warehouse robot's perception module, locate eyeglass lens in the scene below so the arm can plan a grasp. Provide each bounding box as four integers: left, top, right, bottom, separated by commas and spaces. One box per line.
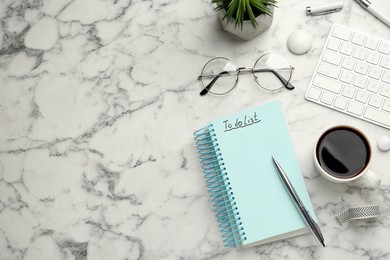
253, 53, 293, 91
199, 57, 238, 96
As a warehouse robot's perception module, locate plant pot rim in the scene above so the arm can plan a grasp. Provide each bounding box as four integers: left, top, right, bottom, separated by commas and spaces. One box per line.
217, 5, 274, 40
218, 5, 274, 26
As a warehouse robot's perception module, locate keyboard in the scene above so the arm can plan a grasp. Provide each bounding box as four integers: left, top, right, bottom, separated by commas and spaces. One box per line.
305, 24, 390, 129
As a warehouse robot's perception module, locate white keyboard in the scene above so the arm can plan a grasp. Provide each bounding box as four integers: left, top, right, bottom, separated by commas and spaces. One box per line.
306, 24, 390, 129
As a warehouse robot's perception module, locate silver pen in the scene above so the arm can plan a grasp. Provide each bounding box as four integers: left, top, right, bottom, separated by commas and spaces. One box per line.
354, 0, 390, 27
271, 156, 325, 247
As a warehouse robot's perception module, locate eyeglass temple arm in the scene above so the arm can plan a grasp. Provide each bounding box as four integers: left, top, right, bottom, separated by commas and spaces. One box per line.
253, 68, 295, 90
199, 71, 231, 96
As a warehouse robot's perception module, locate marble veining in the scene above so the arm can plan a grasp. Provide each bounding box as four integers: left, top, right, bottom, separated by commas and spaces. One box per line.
1, 0, 390, 259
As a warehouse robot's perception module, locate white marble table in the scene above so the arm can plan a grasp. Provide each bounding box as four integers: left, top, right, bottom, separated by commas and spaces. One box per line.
1, 0, 390, 259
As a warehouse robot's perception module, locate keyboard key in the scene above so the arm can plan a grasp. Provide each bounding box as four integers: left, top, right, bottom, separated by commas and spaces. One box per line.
368, 66, 383, 80
340, 70, 354, 84
365, 36, 379, 50
367, 80, 381, 93
327, 38, 341, 51
380, 56, 390, 69
341, 57, 355, 70
321, 92, 335, 105
355, 90, 369, 103
322, 50, 343, 66
366, 51, 380, 65
332, 25, 352, 41
355, 61, 369, 75
353, 47, 367, 60
368, 95, 383, 108
380, 84, 390, 98
334, 96, 348, 110
351, 32, 365, 45
353, 75, 367, 89
312, 75, 343, 93
307, 87, 321, 100
347, 101, 365, 116
340, 42, 354, 56
317, 62, 340, 79
342, 85, 356, 98
378, 41, 390, 55
364, 107, 390, 127
383, 99, 390, 112
383, 71, 390, 84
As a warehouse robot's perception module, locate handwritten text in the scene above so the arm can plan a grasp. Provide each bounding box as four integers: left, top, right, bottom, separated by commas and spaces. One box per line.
223, 112, 261, 132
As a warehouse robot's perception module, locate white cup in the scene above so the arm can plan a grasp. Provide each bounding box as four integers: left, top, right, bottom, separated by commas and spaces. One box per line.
313, 125, 381, 186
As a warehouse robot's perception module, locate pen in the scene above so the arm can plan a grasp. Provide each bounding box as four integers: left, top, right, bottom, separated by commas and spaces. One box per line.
306, 1, 343, 16
271, 156, 325, 247
354, 0, 390, 27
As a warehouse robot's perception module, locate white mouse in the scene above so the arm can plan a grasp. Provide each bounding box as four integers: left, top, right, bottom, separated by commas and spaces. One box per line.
287, 30, 312, 55
377, 135, 390, 151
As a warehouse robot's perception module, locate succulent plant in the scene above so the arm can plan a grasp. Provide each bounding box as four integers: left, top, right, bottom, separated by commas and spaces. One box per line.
212, 0, 278, 29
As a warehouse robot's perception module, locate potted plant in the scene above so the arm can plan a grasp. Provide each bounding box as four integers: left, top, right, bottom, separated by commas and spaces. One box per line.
212, 0, 277, 40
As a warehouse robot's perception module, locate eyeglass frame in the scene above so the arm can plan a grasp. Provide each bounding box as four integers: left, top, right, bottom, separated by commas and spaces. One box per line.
197, 54, 295, 96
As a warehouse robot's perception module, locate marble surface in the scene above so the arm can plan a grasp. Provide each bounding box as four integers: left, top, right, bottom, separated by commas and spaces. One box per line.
1, 0, 390, 259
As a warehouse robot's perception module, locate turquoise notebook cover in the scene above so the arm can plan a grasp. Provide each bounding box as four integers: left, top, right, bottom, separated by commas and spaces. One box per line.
206, 101, 316, 248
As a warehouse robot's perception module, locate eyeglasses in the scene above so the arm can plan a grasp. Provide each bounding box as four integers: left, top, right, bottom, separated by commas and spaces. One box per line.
197, 53, 295, 96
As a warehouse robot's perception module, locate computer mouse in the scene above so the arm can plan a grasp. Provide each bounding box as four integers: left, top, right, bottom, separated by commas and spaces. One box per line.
377, 135, 390, 151
287, 30, 312, 55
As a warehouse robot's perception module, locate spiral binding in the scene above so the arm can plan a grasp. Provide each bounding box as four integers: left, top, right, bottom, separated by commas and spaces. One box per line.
194, 125, 247, 248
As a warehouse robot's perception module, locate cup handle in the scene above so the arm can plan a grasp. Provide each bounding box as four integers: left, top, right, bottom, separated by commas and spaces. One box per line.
355, 169, 381, 187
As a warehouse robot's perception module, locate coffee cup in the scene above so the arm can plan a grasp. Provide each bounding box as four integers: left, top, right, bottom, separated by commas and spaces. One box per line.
313, 125, 381, 186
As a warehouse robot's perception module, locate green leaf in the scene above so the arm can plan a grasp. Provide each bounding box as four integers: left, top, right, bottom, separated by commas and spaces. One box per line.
236, 0, 245, 29
225, 0, 239, 24
245, 0, 257, 28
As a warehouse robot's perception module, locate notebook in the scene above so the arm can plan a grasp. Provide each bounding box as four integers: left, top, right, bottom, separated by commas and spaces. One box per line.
193, 101, 318, 250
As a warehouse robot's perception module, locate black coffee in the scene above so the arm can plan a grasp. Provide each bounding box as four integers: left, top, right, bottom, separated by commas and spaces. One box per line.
316, 127, 370, 179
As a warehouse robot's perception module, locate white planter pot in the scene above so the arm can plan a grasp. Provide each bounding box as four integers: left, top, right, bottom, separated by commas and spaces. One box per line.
218, 6, 274, 41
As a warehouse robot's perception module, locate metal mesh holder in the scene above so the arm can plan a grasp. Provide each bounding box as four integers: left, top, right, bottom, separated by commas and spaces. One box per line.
336, 205, 381, 224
